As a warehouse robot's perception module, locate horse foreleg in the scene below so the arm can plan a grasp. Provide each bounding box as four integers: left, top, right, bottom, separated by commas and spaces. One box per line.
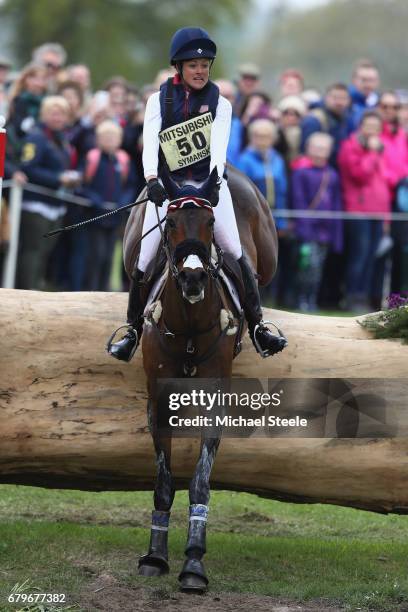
179, 435, 221, 592
138, 398, 175, 577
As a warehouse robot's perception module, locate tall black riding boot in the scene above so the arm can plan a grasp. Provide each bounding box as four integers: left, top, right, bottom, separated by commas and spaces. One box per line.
238, 254, 288, 358
107, 268, 146, 362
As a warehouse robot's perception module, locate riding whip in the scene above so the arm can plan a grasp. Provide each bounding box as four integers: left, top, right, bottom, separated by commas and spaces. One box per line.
43, 196, 150, 237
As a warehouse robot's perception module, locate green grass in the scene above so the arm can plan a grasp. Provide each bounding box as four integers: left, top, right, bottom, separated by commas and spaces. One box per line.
0, 486, 407, 611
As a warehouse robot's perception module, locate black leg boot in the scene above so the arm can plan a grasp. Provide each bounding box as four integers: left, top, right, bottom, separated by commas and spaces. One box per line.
238, 254, 288, 358
138, 510, 170, 576
179, 504, 209, 592
106, 268, 146, 362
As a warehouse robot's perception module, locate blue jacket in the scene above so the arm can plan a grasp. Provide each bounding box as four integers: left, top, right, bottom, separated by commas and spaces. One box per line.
300, 104, 354, 167
20, 123, 71, 206
159, 76, 219, 182
227, 116, 244, 167
80, 150, 136, 229
348, 84, 379, 130
236, 146, 288, 229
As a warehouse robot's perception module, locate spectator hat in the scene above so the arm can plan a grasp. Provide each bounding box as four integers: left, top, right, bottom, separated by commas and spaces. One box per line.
278, 95, 306, 116
0, 55, 11, 69
238, 63, 261, 79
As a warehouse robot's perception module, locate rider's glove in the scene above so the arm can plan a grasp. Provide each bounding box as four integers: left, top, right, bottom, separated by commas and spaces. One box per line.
147, 178, 167, 207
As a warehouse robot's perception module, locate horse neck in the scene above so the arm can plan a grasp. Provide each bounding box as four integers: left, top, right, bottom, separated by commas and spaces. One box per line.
162, 273, 219, 331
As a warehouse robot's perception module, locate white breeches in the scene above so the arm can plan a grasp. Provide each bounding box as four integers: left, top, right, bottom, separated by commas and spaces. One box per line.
138, 178, 242, 272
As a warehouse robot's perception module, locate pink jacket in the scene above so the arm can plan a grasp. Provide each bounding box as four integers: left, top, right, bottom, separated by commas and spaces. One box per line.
290, 155, 314, 170
338, 134, 391, 213
381, 122, 408, 190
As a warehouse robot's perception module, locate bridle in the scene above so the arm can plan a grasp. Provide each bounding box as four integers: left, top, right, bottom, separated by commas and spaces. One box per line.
147, 198, 241, 376
154, 196, 224, 283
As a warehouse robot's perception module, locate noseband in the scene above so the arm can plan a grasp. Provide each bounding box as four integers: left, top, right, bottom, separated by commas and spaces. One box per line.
173, 239, 211, 267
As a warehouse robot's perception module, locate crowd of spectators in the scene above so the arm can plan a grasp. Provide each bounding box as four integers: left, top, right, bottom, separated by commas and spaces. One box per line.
1, 43, 408, 312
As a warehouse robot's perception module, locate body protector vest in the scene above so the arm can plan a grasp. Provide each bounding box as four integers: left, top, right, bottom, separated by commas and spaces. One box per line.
158, 76, 219, 182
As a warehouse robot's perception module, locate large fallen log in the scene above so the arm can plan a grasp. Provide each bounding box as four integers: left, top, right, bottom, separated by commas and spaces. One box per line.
0, 288, 407, 514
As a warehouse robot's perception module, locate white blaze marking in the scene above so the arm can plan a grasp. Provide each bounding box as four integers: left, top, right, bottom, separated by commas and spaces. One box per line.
183, 255, 203, 270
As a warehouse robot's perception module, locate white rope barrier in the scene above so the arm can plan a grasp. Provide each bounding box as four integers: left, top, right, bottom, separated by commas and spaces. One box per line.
3, 179, 408, 220
1, 181, 118, 288
1, 176, 407, 290
271, 209, 408, 220
1, 180, 116, 210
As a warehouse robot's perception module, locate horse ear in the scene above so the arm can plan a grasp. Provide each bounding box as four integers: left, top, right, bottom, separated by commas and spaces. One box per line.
160, 165, 180, 199
202, 167, 219, 198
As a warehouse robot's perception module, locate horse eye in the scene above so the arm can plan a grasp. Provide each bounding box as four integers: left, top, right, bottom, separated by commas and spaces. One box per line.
208, 217, 215, 227
167, 218, 176, 229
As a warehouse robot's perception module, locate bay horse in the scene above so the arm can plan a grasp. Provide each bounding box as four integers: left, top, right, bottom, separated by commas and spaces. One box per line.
123, 166, 279, 592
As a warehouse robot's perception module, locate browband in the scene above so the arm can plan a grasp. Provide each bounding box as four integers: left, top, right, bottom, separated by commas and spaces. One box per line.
167, 197, 213, 212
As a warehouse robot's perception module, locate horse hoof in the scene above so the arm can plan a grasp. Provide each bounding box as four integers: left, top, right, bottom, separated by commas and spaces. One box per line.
179, 573, 208, 593
138, 554, 169, 577
178, 559, 208, 593
138, 563, 165, 577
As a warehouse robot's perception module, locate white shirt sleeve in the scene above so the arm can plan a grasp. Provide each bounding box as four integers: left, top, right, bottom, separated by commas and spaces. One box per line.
142, 91, 162, 179
210, 95, 232, 179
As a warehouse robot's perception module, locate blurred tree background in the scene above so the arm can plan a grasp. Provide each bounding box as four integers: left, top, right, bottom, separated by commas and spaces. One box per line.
0, 0, 247, 86
251, 0, 408, 93
0, 0, 407, 91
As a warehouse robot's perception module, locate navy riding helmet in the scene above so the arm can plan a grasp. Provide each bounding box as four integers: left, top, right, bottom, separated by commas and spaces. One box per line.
169, 27, 217, 65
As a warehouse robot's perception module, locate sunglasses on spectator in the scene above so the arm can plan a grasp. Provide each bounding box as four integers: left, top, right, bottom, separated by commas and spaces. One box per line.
282, 109, 301, 116
45, 62, 61, 70
380, 103, 400, 110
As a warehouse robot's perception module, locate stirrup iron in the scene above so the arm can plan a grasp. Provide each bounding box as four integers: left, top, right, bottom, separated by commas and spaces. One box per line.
253, 320, 288, 359
106, 324, 139, 356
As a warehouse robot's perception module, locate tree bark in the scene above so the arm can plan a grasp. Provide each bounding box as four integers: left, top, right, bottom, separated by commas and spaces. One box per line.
0, 288, 407, 514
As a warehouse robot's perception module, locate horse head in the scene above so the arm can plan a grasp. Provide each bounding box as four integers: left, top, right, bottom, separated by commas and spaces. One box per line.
162, 168, 219, 304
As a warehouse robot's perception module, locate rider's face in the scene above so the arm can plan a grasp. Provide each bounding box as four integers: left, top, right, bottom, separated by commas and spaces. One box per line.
182, 59, 210, 90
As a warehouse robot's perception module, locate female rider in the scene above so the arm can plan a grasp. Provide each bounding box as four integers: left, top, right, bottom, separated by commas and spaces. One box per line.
108, 27, 287, 361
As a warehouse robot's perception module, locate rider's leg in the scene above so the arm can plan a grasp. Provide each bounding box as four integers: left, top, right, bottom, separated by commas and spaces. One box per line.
212, 179, 242, 259
238, 253, 287, 356
214, 180, 287, 357
107, 199, 168, 362
138, 198, 169, 274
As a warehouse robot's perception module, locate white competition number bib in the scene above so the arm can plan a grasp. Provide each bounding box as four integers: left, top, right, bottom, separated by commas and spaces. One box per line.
159, 112, 213, 172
